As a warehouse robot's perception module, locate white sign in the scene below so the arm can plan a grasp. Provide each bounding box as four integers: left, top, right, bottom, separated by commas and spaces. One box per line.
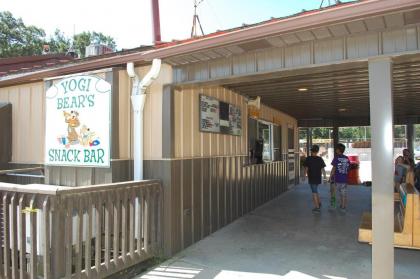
45, 75, 111, 167
200, 95, 220, 133
200, 94, 242, 136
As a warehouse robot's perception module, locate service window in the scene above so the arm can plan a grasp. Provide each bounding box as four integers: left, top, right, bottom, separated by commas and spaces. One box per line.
259, 122, 272, 161
288, 127, 295, 150
248, 118, 282, 163
273, 125, 282, 161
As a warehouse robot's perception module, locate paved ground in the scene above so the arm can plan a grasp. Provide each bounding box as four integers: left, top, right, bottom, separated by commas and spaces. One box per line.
136, 184, 420, 279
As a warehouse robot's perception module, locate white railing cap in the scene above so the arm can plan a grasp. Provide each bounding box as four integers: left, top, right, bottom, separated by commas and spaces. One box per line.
0, 179, 161, 196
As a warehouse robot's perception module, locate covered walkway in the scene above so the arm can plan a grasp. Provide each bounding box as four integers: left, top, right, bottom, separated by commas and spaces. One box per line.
138, 185, 420, 279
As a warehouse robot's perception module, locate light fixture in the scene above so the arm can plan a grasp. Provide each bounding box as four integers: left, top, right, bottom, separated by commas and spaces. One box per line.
298, 88, 308, 92
338, 108, 347, 112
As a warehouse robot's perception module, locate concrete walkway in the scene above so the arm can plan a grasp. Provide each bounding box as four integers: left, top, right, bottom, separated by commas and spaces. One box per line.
137, 184, 420, 279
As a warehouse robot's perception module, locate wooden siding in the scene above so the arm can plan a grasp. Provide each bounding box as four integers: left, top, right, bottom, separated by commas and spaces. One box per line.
174, 86, 247, 158
174, 85, 298, 159
183, 157, 288, 253
0, 82, 45, 164
145, 157, 289, 255
0, 65, 173, 165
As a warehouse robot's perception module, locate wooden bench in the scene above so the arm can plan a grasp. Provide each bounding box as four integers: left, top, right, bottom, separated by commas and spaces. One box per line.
358, 183, 420, 249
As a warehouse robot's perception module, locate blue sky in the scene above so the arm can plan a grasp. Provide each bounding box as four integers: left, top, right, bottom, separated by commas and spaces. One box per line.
1, 0, 354, 49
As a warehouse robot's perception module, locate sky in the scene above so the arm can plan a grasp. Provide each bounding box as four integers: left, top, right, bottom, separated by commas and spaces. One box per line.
1, 0, 354, 49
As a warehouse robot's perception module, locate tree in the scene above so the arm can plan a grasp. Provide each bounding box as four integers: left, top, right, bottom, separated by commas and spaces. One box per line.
0, 11, 117, 58
312, 127, 332, 139
73, 31, 116, 58
0, 11, 46, 57
48, 29, 70, 54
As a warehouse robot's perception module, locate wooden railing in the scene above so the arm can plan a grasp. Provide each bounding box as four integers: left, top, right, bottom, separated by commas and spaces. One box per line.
0, 167, 45, 184
0, 180, 163, 279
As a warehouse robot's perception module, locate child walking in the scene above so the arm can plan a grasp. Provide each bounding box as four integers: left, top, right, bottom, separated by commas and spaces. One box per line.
331, 143, 350, 212
303, 145, 327, 213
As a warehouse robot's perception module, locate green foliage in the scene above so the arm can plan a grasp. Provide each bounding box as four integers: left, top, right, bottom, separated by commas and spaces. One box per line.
0, 11, 117, 58
311, 127, 332, 139
394, 125, 406, 139
73, 31, 116, 58
339, 127, 371, 140
48, 29, 70, 54
299, 129, 307, 140
301, 126, 407, 141
0, 11, 46, 57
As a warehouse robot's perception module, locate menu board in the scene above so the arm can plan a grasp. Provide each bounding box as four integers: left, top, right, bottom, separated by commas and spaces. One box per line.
200, 94, 241, 136
229, 105, 242, 136
200, 95, 220, 132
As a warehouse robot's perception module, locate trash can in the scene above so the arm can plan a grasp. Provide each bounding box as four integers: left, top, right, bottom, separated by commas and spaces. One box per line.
347, 155, 361, 185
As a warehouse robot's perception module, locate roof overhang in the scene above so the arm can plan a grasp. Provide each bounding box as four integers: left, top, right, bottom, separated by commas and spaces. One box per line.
143, 0, 420, 60
1, 0, 420, 87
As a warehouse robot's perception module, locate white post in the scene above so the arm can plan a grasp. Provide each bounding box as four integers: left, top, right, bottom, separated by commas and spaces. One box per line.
369, 57, 394, 279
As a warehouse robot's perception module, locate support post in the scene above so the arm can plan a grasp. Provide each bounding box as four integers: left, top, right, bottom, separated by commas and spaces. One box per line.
369, 57, 394, 279
51, 203, 66, 278
407, 122, 415, 157
306, 128, 311, 157
307, 128, 313, 155
332, 126, 339, 148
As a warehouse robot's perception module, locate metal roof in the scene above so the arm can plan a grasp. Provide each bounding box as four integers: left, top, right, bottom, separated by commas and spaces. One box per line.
224, 54, 420, 126
1, 0, 420, 87
0, 54, 74, 77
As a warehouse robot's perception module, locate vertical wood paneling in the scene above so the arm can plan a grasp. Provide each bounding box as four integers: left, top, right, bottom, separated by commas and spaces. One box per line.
406, 27, 418, 51
219, 157, 226, 227
383, 29, 408, 54
141, 64, 172, 160
183, 90, 192, 157
209, 58, 231, 79
347, 33, 379, 59
193, 158, 202, 243
210, 158, 218, 233
285, 43, 311, 68
225, 157, 231, 224
30, 84, 45, 161
233, 52, 256, 75
256, 48, 284, 72
192, 90, 200, 156
171, 160, 182, 253
314, 38, 344, 64
202, 158, 210, 237
118, 71, 131, 159
182, 159, 192, 248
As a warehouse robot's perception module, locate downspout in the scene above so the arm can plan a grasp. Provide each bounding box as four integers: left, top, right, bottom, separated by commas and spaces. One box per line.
127, 59, 162, 180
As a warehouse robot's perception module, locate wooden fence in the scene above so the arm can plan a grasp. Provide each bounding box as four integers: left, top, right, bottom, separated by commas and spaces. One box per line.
0, 180, 162, 279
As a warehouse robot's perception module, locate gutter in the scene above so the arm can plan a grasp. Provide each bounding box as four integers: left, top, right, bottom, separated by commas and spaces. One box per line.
127, 59, 162, 180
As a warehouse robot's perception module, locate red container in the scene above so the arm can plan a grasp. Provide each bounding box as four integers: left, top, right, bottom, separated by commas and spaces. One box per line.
347, 155, 361, 185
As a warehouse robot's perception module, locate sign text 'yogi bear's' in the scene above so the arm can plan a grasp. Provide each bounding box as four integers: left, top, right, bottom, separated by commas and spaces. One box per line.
45, 75, 111, 167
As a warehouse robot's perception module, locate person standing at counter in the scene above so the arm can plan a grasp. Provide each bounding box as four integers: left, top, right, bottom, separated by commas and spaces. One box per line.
394, 155, 409, 192
403, 148, 415, 167
331, 143, 350, 213
303, 145, 326, 213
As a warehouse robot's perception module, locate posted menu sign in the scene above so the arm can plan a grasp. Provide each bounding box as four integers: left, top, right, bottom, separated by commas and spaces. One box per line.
45, 75, 111, 167
200, 95, 220, 132
200, 94, 241, 136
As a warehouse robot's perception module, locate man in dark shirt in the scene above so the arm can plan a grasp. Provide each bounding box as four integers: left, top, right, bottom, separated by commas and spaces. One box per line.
303, 145, 327, 213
